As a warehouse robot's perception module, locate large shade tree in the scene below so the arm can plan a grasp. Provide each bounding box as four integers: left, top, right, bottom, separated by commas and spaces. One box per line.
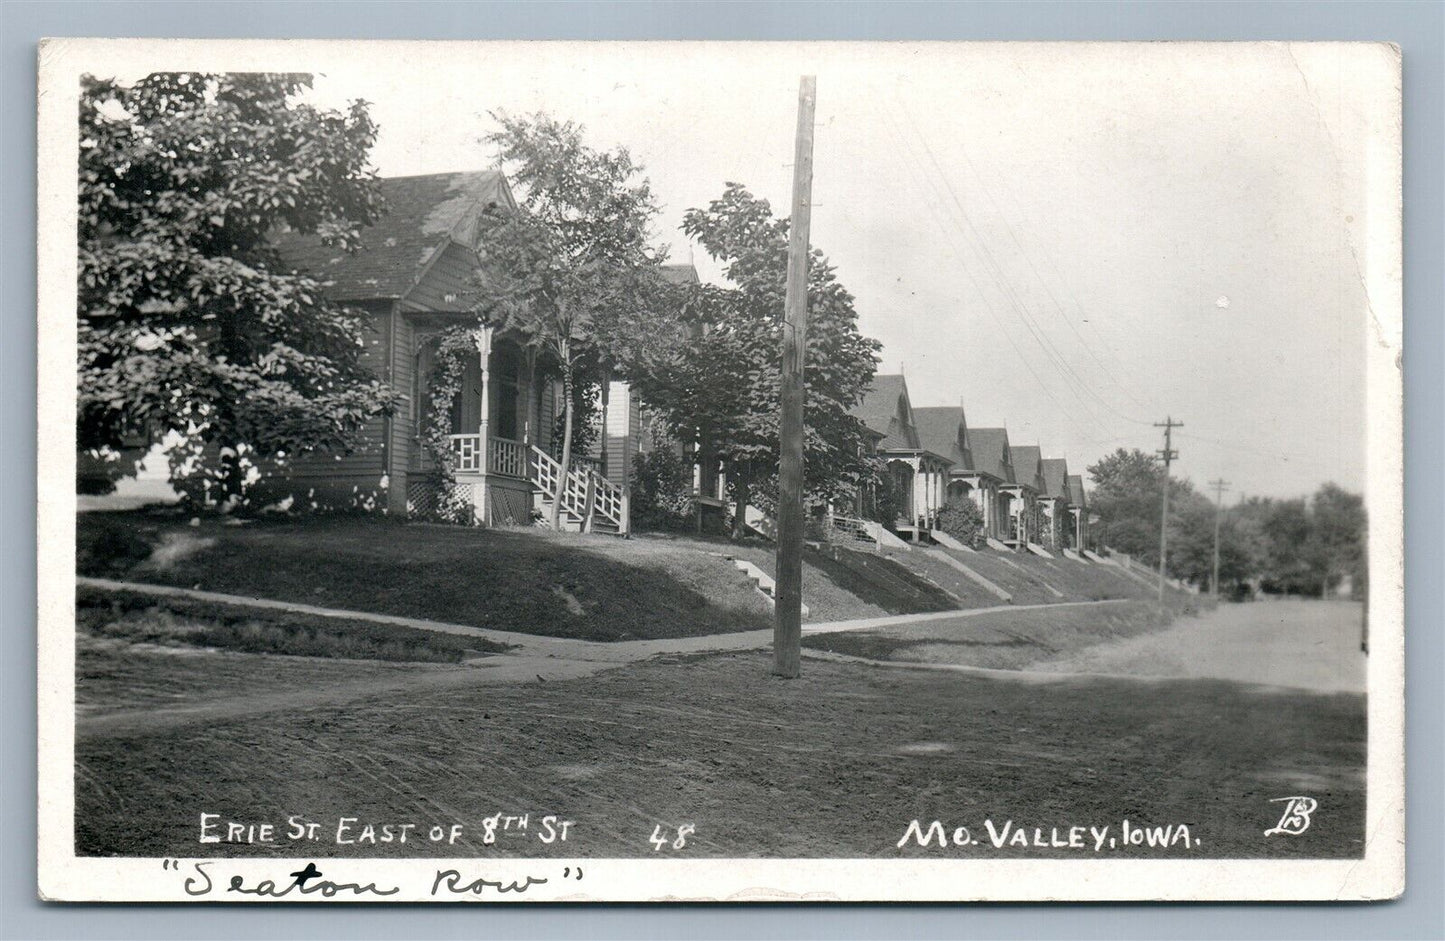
77, 72, 399, 506
619, 183, 881, 537
471, 112, 662, 528
1086, 448, 1168, 564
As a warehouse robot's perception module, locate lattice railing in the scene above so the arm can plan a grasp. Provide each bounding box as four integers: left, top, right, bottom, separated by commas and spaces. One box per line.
488, 436, 527, 478
448, 434, 484, 473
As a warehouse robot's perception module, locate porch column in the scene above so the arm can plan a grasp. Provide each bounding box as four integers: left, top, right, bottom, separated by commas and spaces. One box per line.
474, 326, 493, 525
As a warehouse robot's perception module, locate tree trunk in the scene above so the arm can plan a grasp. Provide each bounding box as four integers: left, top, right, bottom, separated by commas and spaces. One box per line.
552, 361, 574, 531
732, 463, 751, 540
217, 437, 246, 512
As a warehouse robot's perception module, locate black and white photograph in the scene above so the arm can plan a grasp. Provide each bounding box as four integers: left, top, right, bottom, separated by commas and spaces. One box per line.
37, 38, 1403, 902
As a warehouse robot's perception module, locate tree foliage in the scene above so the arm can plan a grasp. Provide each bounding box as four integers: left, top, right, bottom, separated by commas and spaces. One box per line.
1088, 449, 1365, 596
617, 183, 881, 535
472, 112, 661, 527
77, 72, 399, 506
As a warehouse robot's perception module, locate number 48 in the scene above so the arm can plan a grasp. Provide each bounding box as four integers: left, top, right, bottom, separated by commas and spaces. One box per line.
649, 823, 695, 851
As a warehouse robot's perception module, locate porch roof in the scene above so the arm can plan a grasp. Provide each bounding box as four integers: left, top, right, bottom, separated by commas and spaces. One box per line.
1067, 473, 1089, 507
271, 170, 513, 302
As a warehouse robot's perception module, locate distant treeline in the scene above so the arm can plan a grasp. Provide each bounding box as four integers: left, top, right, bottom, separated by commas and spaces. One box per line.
1087, 449, 1366, 599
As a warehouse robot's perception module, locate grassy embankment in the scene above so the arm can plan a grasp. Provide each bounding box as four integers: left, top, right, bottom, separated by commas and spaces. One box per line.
77, 512, 973, 647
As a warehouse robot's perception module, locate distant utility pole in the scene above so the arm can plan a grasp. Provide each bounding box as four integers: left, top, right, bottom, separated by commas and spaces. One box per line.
774, 75, 816, 679
1154, 416, 1183, 604
1209, 477, 1231, 598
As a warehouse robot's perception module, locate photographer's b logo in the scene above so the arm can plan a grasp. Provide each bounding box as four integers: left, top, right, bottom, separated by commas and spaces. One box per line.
1264, 797, 1318, 837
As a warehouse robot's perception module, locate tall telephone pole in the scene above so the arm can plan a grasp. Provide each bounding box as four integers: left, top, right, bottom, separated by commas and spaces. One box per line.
773, 75, 816, 679
1208, 477, 1231, 598
1154, 417, 1183, 604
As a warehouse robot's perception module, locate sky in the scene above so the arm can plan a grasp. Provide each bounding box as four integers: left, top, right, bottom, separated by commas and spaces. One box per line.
282, 41, 1392, 500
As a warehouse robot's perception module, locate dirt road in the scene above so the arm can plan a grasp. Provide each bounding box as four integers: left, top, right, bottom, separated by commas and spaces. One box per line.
1028, 600, 1366, 693
75, 649, 1365, 860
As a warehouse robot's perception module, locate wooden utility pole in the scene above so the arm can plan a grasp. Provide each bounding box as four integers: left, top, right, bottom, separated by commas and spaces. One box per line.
1208, 477, 1231, 598
773, 75, 817, 679
1154, 417, 1182, 604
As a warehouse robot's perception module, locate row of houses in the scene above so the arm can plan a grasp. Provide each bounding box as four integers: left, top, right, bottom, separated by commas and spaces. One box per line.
155, 168, 1090, 552
848, 375, 1091, 553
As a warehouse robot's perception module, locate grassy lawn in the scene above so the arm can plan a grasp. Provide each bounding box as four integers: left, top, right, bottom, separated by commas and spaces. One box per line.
76, 587, 509, 663
78, 512, 777, 641
75, 648, 1365, 860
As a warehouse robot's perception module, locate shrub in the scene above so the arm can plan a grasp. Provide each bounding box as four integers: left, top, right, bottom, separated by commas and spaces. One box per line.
937, 496, 985, 548
631, 447, 696, 533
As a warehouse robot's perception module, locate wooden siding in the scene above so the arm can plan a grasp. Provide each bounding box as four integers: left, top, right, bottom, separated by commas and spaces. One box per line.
281, 300, 392, 482
600, 380, 641, 488
391, 313, 416, 477
397, 240, 480, 314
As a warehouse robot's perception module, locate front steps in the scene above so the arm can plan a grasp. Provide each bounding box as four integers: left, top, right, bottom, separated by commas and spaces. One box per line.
732, 559, 809, 617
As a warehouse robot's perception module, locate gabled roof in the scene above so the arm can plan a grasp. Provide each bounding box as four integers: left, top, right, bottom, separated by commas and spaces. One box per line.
1066, 474, 1088, 507
659, 262, 700, 284
271, 170, 514, 301
1040, 458, 1070, 499
1009, 445, 1045, 492
851, 374, 919, 450
912, 406, 972, 468
964, 428, 1014, 483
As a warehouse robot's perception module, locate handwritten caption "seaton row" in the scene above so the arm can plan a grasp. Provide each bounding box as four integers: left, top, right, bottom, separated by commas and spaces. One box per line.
199, 813, 575, 847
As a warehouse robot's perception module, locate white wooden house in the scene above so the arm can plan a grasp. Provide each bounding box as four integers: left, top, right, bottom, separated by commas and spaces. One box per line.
952, 427, 1015, 544
1039, 457, 1072, 549
1006, 445, 1047, 548
851, 375, 952, 540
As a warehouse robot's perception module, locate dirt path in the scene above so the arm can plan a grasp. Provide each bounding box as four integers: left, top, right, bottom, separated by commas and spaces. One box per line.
1027, 600, 1367, 693
75, 578, 1140, 738
80, 575, 1131, 659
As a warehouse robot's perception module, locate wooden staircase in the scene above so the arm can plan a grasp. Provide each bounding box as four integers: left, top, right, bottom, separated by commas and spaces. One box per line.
528, 445, 626, 535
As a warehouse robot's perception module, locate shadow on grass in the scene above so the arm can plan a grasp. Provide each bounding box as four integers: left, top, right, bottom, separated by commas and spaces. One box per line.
803, 632, 1036, 661
77, 511, 772, 641
803, 544, 959, 615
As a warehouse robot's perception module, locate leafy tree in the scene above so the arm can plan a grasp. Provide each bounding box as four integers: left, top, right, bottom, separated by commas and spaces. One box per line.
1307, 483, 1367, 597
621, 183, 881, 538
77, 72, 399, 506
473, 112, 661, 528
1087, 448, 1166, 564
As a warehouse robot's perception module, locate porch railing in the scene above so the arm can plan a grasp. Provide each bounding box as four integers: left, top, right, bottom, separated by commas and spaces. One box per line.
445, 434, 626, 531
488, 436, 527, 478
447, 434, 528, 479
448, 434, 485, 474
530, 445, 625, 531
